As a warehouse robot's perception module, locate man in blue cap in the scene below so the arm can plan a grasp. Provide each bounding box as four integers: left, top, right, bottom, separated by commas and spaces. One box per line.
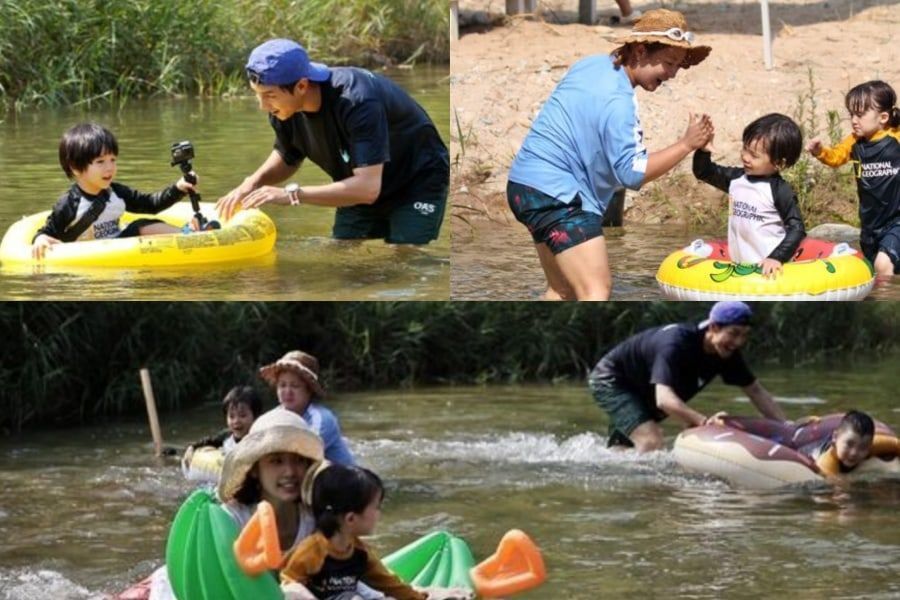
217, 39, 449, 244
588, 301, 786, 453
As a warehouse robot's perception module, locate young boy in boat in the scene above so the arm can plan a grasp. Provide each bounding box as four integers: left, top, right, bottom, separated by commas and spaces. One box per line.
589, 300, 787, 453
31, 122, 217, 260
693, 113, 806, 279
185, 385, 263, 456
800, 410, 899, 476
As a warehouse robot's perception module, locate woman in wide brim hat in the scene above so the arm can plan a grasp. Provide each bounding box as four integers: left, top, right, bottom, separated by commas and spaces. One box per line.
259, 350, 356, 466
612, 9, 711, 70
218, 408, 325, 553
506, 8, 713, 301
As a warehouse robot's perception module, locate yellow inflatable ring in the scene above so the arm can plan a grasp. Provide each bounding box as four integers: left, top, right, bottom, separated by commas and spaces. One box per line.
182, 446, 225, 484
656, 238, 875, 300
0, 202, 276, 268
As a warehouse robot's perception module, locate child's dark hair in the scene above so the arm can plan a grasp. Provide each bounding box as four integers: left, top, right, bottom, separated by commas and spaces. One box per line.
312, 464, 384, 537
58, 122, 119, 178
845, 80, 900, 129
837, 410, 875, 439
742, 113, 802, 170
222, 386, 263, 418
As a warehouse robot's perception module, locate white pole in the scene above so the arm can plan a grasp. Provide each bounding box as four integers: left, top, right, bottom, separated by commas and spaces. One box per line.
579, 0, 597, 24
450, 1, 459, 43
760, 0, 773, 70
140, 368, 163, 457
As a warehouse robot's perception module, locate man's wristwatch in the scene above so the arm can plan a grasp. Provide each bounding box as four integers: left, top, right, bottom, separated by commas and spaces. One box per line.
284, 183, 302, 205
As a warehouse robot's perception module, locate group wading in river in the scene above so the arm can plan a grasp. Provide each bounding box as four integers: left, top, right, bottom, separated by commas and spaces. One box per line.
122, 349, 546, 600
504, 9, 898, 300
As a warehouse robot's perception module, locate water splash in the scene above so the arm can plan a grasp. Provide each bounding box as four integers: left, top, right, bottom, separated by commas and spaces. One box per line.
0, 569, 102, 600
358, 431, 680, 465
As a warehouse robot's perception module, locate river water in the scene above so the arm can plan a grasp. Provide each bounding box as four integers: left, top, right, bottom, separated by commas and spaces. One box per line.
451, 218, 900, 300
2, 357, 899, 599
0, 68, 449, 300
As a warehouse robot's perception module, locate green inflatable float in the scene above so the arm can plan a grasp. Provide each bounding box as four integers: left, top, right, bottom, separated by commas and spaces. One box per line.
384, 530, 475, 589
166, 489, 281, 600
165, 490, 475, 600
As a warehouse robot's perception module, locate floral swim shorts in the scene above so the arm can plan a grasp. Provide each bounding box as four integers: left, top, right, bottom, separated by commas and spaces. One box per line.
507, 181, 603, 255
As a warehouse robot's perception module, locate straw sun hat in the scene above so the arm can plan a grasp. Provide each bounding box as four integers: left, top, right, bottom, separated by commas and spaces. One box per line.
218, 408, 325, 502
616, 8, 711, 69
259, 350, 326, 400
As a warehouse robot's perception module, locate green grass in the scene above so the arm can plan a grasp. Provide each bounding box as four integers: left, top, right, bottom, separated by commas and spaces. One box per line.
0, 0, 448, 111
782, 68, 858, 224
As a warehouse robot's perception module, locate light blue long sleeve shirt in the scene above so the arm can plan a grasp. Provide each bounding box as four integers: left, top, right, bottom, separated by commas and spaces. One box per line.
302, 403, 356, 465
508, 54, 648, 216
276, 404, 356, 465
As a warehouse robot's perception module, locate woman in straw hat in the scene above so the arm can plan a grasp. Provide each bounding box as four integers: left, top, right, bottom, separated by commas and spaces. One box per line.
260, 350, 355, 465
507, 8, 714, 301
218, 408, 326, 551
219, 410, 389, 600
121, 411, 367, 600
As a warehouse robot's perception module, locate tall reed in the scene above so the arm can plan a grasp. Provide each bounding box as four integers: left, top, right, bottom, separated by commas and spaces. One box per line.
783, 68, 858, 223
0, 0, 448, 111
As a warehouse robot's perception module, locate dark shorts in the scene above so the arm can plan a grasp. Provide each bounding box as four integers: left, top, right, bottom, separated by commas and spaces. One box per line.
589, 373, 663, 448
861, 221, 900, 273
506, 181, 603, 255
332, 155, 449, 245
118, 218, 165, 238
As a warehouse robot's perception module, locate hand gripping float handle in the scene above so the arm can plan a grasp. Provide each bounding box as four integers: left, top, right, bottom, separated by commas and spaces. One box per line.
233, 500, 283, 575
470, 529, 546, 598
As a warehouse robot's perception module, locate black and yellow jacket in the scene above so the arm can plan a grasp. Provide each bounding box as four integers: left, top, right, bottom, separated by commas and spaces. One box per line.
816, 128, 900, 234
281, 531, 427, 600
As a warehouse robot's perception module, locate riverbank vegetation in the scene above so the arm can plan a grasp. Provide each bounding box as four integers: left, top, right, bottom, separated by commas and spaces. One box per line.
3, 302, 898, 432
0, 0, 448, 111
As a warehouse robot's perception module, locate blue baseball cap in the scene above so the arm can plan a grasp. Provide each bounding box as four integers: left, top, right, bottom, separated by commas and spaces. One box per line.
245, 39, 331, 86
699, 301, 752, 329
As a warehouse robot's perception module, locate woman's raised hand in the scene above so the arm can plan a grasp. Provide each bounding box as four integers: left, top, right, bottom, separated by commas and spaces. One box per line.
683, 113, 715, 150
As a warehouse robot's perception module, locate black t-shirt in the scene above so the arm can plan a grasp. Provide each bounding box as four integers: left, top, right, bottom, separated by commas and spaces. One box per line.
592, 323, 756, 411
308, 547, 368, 598
271, 67, 447, 205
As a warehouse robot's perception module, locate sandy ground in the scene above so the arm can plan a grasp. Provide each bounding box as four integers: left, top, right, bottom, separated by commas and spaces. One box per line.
450, 0, 900, 229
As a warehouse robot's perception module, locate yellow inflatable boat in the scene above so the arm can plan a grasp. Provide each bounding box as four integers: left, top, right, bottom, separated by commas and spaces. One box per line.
0, 202, 276, 268
656, 238, 875, 301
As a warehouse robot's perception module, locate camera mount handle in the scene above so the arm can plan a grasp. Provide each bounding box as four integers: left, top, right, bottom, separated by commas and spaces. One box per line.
175, 160, 208, 229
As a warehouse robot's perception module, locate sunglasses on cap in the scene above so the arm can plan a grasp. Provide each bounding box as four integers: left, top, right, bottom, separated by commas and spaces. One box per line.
641, 27, 695, 44
246, 68, 263, 85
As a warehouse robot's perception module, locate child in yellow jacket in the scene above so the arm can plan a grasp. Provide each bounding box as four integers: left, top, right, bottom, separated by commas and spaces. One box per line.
807, 80, 900, 278
281, 464, 471, 600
